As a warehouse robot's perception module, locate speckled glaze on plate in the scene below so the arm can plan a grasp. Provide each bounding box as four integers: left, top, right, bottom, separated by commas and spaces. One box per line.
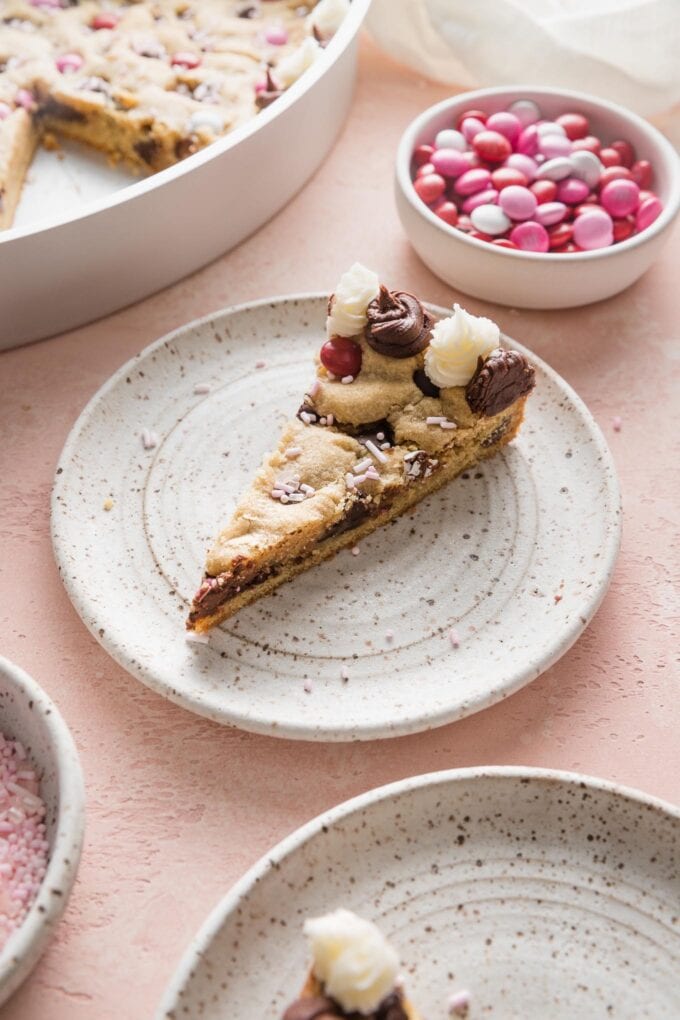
0, 657, 85, 1007
157, 767, 680, 1019
51, 295, 621, 741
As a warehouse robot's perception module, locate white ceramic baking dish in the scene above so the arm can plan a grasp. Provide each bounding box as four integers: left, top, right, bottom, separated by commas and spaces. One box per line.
0, 0, 372, 350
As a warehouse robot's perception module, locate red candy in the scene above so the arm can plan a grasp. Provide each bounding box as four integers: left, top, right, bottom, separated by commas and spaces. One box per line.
171, 51, 201, 69
571, 136, 601, 154
415, 162, 435, 178
599, 147, 622, 167
473, 130, 512, 163
556, 112, 589, 140
530, 180, 558, 203
492, 238, 518, 249
631, 159, 653, 189
457, 108, 487, 128
491, 167, 528, 190
320, 337, 362, 378
414, 173, 446, 204
613, 216, 635, 243
611, 139, 636, 168
598, 166, 632, 189
413, 144, 434, 167
548, 222, 573, 248
433, 200, 459, 226
91, 11, 118, 29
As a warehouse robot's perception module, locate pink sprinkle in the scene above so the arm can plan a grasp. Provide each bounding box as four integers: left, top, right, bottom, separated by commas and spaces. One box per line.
351, 546, 360, 556
265, 24, 289, 45
308, 379, 321, 399
426, 416, 446, 425
326, 413, 334, 426
345, 473, 356, 489
327, 372, 336, 381
612, 415, 622, 432
15, 89, 35, 111
0, 730, 49, 952
193, 383, 211, 395
255, 359, 266, 369
385, 629, 394, 642
352, 473, 368, 485
449, 628, 461, 649
55, 52, 84, 73
440, 420, 458, 430
448, 990, 471, 1017
303, 680, 313, 693
340, 666, 350, 680
341, 375, 354, 384
141, 428, 158, 450
376, 431, 385, 441
365, 439, 388, 464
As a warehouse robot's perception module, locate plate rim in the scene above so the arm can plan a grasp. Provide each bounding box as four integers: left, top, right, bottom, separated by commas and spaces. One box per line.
51, 292, 622, 740
156, 765, 680, 1019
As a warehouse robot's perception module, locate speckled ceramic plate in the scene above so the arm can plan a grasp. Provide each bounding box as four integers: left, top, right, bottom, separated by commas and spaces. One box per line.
51, 295, 621, 740
157, 767, 680, 1019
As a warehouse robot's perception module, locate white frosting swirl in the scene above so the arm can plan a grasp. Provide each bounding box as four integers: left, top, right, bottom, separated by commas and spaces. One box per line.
274, 36, 322, 87
326, 262, 380, 338
310, 0, 350, 36
303, 909, 399, 1015
424, 304, 500, 387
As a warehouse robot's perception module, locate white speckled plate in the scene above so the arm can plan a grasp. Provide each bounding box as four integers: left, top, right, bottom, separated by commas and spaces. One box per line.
51, 295, 621, 740
157, 767, 680, 1019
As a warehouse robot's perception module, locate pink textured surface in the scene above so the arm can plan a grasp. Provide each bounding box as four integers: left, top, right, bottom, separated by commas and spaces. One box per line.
0, 38, 679, 1019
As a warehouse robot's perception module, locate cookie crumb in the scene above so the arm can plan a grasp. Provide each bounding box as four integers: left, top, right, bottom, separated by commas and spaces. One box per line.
103, 497, 114, 511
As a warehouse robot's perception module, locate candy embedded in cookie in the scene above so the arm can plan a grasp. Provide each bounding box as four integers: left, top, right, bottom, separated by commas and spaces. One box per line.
282, 909, 420, 1020
187, 264, 536, 632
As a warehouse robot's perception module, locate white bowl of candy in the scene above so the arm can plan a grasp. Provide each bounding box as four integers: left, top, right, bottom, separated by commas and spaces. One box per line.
0, 657, 84, 1006
395, 86, 680, 308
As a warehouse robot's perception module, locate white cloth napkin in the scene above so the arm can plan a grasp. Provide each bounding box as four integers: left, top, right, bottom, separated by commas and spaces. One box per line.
366, 0, 680, 117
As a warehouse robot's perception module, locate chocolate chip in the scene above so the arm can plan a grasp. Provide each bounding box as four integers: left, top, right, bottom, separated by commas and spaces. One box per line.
413, 368, 440, 398
134, 137, 161, 166
282, 997, 339, 1020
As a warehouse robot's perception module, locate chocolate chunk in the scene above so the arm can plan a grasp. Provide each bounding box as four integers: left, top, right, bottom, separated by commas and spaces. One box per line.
255, 68, 283, 110
403, 449, 438, 482
365, 286, 433, 359
283, 997, 339, 1020
465, 348, 535, 417
175, 136, 197, 160
134, 137, 161, 166
38, 98, 86, 123
481, 417, 510, 448
413, 368, 440, 398
237, 4, 257, 16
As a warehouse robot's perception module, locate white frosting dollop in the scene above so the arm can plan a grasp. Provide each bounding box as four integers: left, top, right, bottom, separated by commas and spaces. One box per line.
310, 0, 350, 36
274, 36, 322, 87
424, 303, 500, 388
304, 909, 400, 1015
326, 262, 380, 338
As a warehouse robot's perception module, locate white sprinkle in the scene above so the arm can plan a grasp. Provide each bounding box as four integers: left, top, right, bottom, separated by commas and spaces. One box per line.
353, 473, 368, 485
303, 680, 313, 693
426, 416, 446, 425
300, 411, 316, 425
380, 442, 390, 450
255, 359, 266, 369
319, 417, 327, 426
385, 629, 394, 642
365, 439, 388, 463
404, 450, 421, 462
308, 379, 321, 398
365, 467, 380, 480
300, 483, 315, 494
440, 420, 458, 430
141, 428, 158, 450
186, 631, 210, 645
326, 413, 334, 426
280, 494, 290, 503
284, 447, 302, 459
193, 382, 211, 395
341, 665, 350, 680
354, 457, 372, 474
376, 431, 385, 441
448, 989, 471, 1016
288, 494, 307, 503
449, 628, 461, 649
351, 546, 360, 556
271, 488, 286, 498
345, 473, 356, 489
341, 375, 354, 384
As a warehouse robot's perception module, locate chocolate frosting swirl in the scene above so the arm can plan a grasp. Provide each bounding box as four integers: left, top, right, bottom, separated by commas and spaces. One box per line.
465, 348, 536, 417
365, 286, 433, 359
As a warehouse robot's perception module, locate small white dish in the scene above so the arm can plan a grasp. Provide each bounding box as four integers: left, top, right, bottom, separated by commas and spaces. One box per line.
157, 767, 680, 1019
0, 657, 85, 1007
0, 0, 372, 350
395, 86, 680, 308
51, 294, 620, 741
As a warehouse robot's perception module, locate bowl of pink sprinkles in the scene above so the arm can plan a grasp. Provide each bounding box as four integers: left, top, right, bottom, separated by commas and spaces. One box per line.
0, 656, 84, 1007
